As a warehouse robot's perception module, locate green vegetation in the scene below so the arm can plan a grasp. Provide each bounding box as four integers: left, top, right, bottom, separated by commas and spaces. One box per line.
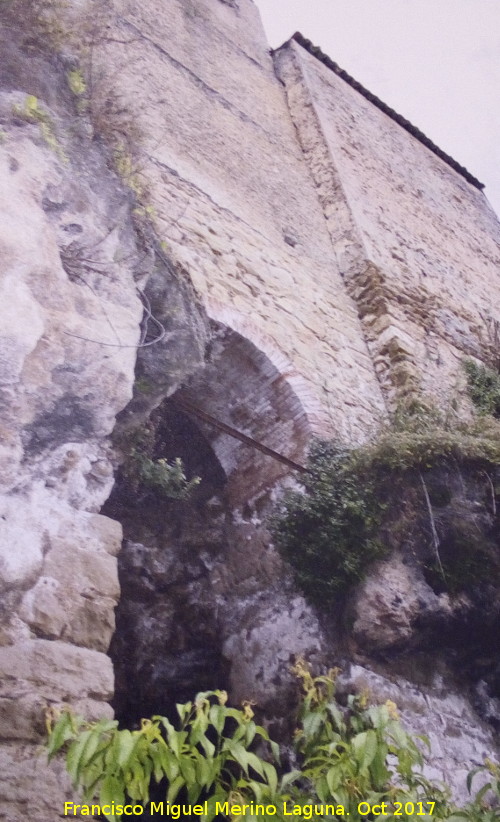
67, 68, 86, 97
113, 142, 146, 199
271, 441, 387, 603
463, 359, 500, 418
12, 94, 66, 160
131, 454, 200, 500
46, 662, 500, 822
272, 408, 500, 603
66, 68, 88, 114
120, 424, 201, 500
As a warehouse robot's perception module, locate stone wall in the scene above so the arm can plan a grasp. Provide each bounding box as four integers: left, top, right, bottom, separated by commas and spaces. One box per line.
87, 0, 387, 444
1, 0, 500, 819
274, 38, 500, 409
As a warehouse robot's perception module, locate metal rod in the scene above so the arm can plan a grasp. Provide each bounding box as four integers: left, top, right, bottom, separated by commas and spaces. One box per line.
172, 396, 310, 474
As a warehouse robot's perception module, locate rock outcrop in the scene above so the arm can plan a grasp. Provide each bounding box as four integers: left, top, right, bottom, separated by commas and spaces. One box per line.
1, 0, 500, 818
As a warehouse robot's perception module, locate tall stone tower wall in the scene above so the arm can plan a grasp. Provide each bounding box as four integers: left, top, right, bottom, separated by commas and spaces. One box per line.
89, 0, 500, 421
87, 0, 388, 442
1, 1, 500, 819
275, 38, 500, 406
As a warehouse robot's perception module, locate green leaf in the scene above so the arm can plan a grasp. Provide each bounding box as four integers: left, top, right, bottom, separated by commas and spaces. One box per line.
115, 729, 136, 770
167, 774, 185, 803
150, 742, 165, 784
467, 766, 483, 794
246, 751, 266, 779
99, 775, 125, 821
244, 721, 257, 747
158, 746, 180, 782
66, 730, 93, 784
165, 727, 183, 758
262, 761, 278, 796
46, 712, 74, 759
76, 727, 103, 774
127, 759, 146, 802
302, 711, 322, 740
225, 742, 251, 775
352, 730, 377, 772
195, 755, 211, 789
176, 702, 193, 722
179, 754, 196, 785
208, 705, 226, 736
255, 782, 270, 803
280, 770, 302, 791
198, 734, 215, 759
326, 766, 341, 795
369, 747, 390, 787
270, 740, 281, 764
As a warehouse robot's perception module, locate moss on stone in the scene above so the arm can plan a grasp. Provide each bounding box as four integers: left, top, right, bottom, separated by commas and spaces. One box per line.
272, 410, 500, 606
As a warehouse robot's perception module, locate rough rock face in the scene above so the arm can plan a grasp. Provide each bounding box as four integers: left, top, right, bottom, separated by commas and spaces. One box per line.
0, 17, 142, 816
350, 553, 462, 651
1, 0, 500, 819
350, 464, 500, 660
338, 663, 497, 805
106, 398, 326, 730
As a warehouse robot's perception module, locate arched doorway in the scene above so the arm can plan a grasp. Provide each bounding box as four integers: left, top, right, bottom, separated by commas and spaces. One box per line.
104, 319, 323, 727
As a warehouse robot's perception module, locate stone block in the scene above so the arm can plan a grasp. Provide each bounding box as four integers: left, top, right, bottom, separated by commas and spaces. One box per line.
0, 640, 113, 705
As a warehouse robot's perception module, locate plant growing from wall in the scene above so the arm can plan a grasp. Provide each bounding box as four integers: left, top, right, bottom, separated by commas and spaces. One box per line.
463, 359, 500, 418
120, 423, 201, 501
271, 440, 387, 604
46, 661, 499, 821
272, 409, 500, 603
132, 454, 201, 500
11, 94, 66, 160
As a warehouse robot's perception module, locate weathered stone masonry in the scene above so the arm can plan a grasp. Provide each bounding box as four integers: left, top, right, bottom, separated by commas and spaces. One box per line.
1, 0, 500, 819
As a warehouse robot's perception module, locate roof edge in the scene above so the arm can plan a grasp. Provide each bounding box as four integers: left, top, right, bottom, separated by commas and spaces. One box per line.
275, 32, 484, 191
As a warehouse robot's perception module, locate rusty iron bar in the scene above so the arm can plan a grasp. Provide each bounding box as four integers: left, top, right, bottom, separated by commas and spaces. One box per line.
172, 395, 310, 474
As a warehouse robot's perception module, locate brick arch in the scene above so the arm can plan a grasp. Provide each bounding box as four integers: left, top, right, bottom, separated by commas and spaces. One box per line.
205, 299, 328, 427
172, 303, 326, 503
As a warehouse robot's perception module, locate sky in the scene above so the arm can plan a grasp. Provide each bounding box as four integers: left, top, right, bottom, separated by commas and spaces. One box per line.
255, 0, 500, 217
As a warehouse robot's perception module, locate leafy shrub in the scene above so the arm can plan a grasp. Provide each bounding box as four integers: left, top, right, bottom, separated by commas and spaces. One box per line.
119, 422, 201, 501
271, 441, 387, 604
46, 688, 278, 819
131, 454, 200, 500
463, 360, 500, 418
46, 662, 500, 821
272, 415, 500, 603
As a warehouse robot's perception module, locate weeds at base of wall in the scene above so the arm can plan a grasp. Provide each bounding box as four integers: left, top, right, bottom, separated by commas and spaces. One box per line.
46, 660, 500, 822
